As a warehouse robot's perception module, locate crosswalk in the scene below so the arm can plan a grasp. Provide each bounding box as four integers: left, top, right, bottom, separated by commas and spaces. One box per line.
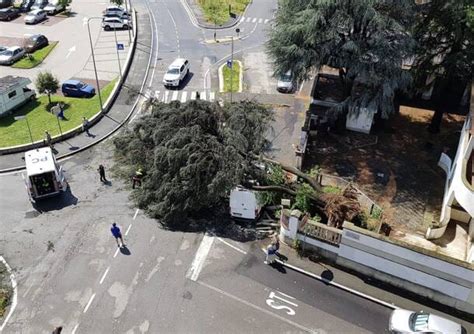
145, 90, 216, 104
239, 16, 270, 24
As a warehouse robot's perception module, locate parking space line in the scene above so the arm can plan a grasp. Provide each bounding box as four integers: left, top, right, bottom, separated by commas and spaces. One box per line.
171, 90, 179, 101
252, 18, 257, 23
99, 267, 110, 285
125, 224, 132, 236
71, 323, 79, 334
186, 234, 214, 281
113, 248, 120, 258
196, 280, 314, 333
217, 237, 247, 255
133, 208, 139, 220
83, 293, 96, 313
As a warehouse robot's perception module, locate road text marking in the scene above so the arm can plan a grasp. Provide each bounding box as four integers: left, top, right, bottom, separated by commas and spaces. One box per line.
266, 291, 298, 316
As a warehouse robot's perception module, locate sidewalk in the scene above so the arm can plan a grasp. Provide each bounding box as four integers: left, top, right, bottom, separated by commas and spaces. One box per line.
258, 239, 474, 326
0, 10, 153, 173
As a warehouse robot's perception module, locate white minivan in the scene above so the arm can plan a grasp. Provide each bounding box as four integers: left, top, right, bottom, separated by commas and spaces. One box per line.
229, 187, 263, 220
23, 147, 68, 202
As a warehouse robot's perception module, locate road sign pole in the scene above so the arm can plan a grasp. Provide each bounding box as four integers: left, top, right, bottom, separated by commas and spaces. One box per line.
87, 17, 104, 114
230, 35, 234, 103
25, 117, 34, 144
113, 28, 123, 78
56, 116, 63, 136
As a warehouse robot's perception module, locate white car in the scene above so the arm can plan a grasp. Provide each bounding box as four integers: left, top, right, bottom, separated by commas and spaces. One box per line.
0, 46, 25, 65
103, 5, 129, 17
163, 58, 190, 88
102, 17, 130, 30
44, 1, 65, 15
388, 309, 466, 334
24, 9, 47, 24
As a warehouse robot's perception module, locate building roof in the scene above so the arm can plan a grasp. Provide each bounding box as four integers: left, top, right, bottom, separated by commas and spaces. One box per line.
0, 76, 31, 94
25, 148, 57, 176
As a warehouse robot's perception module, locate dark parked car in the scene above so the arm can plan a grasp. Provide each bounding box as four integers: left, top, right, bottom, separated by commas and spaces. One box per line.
24, 34, 48, 53
0, 0, 12, 9
20, 0, 35, 12
0, 7, 20, 21
61, 80, 95, 98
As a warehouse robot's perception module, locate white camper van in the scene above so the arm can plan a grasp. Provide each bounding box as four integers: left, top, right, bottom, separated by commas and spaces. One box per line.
229, 187, 262, 220
23, 147, 68, 202
0, 76, 36, 117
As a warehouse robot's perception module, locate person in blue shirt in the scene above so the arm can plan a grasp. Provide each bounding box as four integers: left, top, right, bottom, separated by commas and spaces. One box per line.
110, 223, 125, 248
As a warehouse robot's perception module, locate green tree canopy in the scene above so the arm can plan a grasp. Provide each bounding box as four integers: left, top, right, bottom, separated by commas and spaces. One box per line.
114, 100, 273, 226
267, 0, 415, 118
35, 71, 59, 106
413, 0, 474, 133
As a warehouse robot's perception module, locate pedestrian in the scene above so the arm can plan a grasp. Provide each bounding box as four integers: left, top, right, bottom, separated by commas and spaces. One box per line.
98, 164, 107, 183
196, 91, 200, 100
44, 130, 52, 148
52, 326, 62, 334
82, 117, 91, 137
110, 222, 125, 247
264, 234, 280, 265
132, 168, 143, 189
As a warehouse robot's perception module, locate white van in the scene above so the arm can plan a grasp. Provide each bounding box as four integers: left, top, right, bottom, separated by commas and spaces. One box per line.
229, 187, 263, 220
23, 147, 68, 202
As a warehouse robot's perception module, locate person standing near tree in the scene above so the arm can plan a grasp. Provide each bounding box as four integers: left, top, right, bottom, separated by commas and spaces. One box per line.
98, 164, 107, 183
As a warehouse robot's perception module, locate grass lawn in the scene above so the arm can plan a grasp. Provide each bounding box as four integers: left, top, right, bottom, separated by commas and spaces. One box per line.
222, 61, 240, 92
198, 0, 250, 25
12, 42, 58, 69
0, 79, 116, 148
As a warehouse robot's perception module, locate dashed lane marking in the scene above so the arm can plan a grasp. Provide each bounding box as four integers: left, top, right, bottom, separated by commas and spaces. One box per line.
99, 267, 110, 285
83, 293, 96, 313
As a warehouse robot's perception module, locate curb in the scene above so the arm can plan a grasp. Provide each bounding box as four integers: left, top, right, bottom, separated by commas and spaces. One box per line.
180, 0, 251, 30
0, 256, 18, 332
260, 248, 398, 310
0, 8, 147, 174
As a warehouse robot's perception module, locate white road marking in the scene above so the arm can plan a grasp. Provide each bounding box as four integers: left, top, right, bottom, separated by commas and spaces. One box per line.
83, 293, 96, 313
197, 281, 314, 333
190, 91, 197, 100
240, 17, 245, 23
217, 237, 247, 255
71, 323, 79, 334
252, 18, 257, 23
133, 208, 139, 220
258, 18, 263, 23
186, 234, 214, 281
113, 248, 120, 258
147, 1, 159, 89
99, 267, 110, 285
171, 90, 179, 101
209, 92, 215, 102
66, 45, 76, 59
0, 257, 17, 331
125, 224, 132, 236
180, 91, 187, 102
163, 91, 169, 103
264, 19, 269, 24
246, 17, 251, 22
154, 90, 160, 99
201, 91, 206, 101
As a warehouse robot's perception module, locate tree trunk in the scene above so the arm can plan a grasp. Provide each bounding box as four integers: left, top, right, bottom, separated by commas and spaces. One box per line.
47, 93, 52, 107
428, 107, 443, 133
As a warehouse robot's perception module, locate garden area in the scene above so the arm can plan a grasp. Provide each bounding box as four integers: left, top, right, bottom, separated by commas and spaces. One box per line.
0, 80, 116, 148
12, 42, 58, 69
198, 0, 250, 25
221, 61, 241, 92
0, 261, 12, 320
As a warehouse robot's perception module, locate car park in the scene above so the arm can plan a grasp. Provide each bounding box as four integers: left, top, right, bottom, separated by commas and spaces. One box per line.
23, 34, 48, 53
24, 8, 47, 24
20, 0, 35, 12
276, 71, 295, 93
388, 309, 466, 334
162, 58, 190, 88
102, 17, 130, 30
44, 0, 64, 15
61, 80, 95, 98
0, 46, 25, 65
30, 0, 47, 10
0, 7, 20, 21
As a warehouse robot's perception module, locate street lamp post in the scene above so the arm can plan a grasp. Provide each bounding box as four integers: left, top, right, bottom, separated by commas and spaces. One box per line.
230, 28, 240, 103
113, 27, 123, 78
14, 115, 33, 144
87, 17, 104, 114
123, 0, 132, 43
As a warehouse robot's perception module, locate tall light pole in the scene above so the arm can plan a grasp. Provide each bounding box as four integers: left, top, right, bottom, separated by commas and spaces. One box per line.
123, 0, 132, 43
230, 28, 240, 103
113, 27, 123, 78
14, 115, 33, 144
87, 17, 104, 113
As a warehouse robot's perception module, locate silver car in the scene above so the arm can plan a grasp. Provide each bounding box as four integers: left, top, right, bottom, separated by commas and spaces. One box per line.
388, 309, 466, 334
0, 46, 25, 65
24, 9, 47, 24
277, 70, 294, 93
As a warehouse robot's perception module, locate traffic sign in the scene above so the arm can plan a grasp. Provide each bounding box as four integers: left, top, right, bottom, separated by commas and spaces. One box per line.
226, 60, 232, 68
117, 43, 124, 51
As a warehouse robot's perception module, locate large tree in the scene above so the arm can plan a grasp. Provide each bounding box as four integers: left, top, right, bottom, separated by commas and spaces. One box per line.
35, 71, 59, 107
114, 100, 273, 226
267, 0, 415, 118
412, 0, 474, 133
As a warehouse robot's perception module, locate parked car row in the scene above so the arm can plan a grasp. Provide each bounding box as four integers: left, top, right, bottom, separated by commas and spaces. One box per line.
0, 34, 49, 65
0, 0, 66, 24
101, 5, 131, 31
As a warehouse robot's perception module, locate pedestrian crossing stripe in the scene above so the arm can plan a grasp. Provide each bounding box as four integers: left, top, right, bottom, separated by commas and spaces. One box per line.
152, 90, 216, 103
240, 16, 270, 24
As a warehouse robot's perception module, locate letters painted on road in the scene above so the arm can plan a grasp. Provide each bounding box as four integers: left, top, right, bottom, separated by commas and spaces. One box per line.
266, 291, 298, 316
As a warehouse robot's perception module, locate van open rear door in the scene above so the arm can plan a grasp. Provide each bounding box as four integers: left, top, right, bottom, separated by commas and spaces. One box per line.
21, 172, 35, 202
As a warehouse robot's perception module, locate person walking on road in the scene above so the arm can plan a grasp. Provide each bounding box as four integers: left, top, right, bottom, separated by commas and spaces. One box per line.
264, 234, 280, 264
98, 164, 107, 183
82, 117, 91, 137
111, 223, 125, 247
52, 326, 62, 334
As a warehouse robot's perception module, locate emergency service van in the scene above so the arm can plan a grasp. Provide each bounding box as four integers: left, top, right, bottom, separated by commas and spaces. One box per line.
23, 147, 68, 201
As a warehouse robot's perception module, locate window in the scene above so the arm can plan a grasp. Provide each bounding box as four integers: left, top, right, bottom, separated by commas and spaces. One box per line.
180, 65, 184, 72
8, 90, 17, 99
